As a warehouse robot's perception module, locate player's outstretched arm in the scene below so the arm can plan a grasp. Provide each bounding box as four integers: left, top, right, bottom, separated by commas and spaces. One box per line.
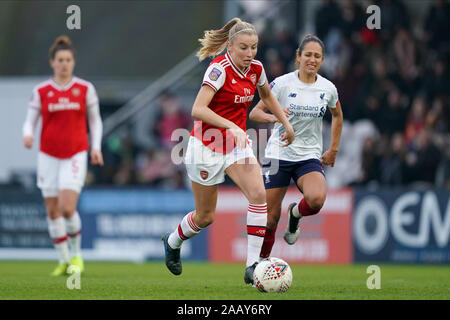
257, 82, 294, 146
321, 101, 343, 167
248, 100, 279, 123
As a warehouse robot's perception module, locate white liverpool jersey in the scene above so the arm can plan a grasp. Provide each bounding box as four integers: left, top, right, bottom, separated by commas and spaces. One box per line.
265, 70, 339, 162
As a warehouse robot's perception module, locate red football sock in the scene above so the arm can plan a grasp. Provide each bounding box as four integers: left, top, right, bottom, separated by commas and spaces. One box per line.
259, 226, 277, 258
298, 198, 321, 216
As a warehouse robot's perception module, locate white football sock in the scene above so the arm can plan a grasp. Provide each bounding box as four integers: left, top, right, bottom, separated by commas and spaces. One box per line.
65, 211, 82, 257
168, 211, 203, 249
47, 217, 70, 264
246, 203, 267, 267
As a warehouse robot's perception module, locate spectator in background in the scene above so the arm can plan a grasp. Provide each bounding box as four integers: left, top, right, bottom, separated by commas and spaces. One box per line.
422, 57, 450, 101
404, 130, 441, 185
359, 136, 381, 185
339, 0, 365, 41
404, 95, 426, 144
379, 87, 409, 136
424, 0, 450, 52
426, 96, 449, 135
314, 0, 342, 40
267, 25, 297, 71
135, 148, 176, 187
379, 132, 406, 186
113, 156, 136, 185
152, 92, 191, 149
264, 49, 285, 80
377, 0, 410, 41
391, 28, 422, 97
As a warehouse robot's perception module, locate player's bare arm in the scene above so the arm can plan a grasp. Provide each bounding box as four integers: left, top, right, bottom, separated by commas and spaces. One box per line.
321, 100, 343, 167
257, 82, 294, 146
248, 100, 279, 123
191, 85, 247, 149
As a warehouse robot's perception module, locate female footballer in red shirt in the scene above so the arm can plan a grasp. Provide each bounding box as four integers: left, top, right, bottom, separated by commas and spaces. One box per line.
162, 18, 295, 285
22, 36, 103, 276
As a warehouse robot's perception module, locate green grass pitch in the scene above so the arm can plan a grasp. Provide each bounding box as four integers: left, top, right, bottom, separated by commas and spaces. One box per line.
0, 261, 449, 300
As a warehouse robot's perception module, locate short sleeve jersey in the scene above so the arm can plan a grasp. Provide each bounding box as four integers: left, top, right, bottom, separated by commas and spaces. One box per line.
265, 71, 339, 161
190, 51, 267, 153
29, 77, 99, 159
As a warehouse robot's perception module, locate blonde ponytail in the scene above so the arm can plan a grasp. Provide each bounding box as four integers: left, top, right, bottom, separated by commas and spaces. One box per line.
196, 17, 257, 61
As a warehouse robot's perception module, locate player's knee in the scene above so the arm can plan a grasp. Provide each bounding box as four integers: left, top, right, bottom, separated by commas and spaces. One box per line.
305, 194, 325, 212
59, 204, 76, 218
247, 187, 266, 205
45, 201, 60, 219
46, 207, 60, 219
195, 210, 215, 228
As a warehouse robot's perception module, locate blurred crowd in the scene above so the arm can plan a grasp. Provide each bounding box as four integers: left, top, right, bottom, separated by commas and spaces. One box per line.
90, 0, 449, 189
313, 0, 450, 188
89, 92, 191, 189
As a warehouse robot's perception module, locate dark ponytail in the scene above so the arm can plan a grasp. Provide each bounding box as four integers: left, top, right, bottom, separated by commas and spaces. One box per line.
49, 35, 75, 60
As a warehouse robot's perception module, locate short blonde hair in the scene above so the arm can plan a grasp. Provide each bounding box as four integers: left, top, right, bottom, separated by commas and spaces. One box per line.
196, 17, 257, 61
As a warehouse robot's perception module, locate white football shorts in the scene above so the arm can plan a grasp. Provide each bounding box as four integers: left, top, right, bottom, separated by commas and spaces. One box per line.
184, 136, 257, 186
37, 150, 88, 197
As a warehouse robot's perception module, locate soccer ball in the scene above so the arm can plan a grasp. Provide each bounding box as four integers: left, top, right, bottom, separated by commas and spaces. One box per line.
253, 257, 293, 293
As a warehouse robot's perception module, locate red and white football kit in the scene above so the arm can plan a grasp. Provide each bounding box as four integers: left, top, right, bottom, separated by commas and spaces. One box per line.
23, 77, 102, 196
185, 51, 267, 185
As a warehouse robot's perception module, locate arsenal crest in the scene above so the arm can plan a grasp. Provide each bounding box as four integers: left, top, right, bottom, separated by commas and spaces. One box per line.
72, 87, 80, 97
200, 170, 208, 180
250, 74, 256, 85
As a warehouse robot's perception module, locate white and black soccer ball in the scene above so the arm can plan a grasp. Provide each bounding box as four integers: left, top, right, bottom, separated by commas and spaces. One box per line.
253, 257, 293, 293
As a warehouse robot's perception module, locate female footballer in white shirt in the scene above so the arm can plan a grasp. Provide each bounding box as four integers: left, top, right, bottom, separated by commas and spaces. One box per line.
249, 34, 343, 258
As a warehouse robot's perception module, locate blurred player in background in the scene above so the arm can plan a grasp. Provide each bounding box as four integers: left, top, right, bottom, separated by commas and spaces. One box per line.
22, 35, 103, 276
162, 18, 294, 285
249, 34, 343, 259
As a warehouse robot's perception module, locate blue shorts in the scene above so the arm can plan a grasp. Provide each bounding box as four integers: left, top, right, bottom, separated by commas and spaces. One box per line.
262, 158, 325, 190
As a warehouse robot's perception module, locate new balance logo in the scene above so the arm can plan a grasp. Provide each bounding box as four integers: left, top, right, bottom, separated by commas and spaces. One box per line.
232, 79, 237, 84
288, 93, 297, 98
320, 93, 325, 100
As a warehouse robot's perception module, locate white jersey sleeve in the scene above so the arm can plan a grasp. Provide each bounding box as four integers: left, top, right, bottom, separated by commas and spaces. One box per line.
23, 86, 42, 137
328, 84, 339, 108
86, 82, 99, 107
28, 86, 41, 110
257, 65, 267, 87
86, 82, 103, 151
202, 63, 226, 91
268, 77, 284, 101
22, 107, 40, 138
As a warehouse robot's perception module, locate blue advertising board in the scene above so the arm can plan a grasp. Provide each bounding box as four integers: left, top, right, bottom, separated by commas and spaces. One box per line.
78, 188, 207, 261
0, 188, 207, 261
353, 189, 450, 263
